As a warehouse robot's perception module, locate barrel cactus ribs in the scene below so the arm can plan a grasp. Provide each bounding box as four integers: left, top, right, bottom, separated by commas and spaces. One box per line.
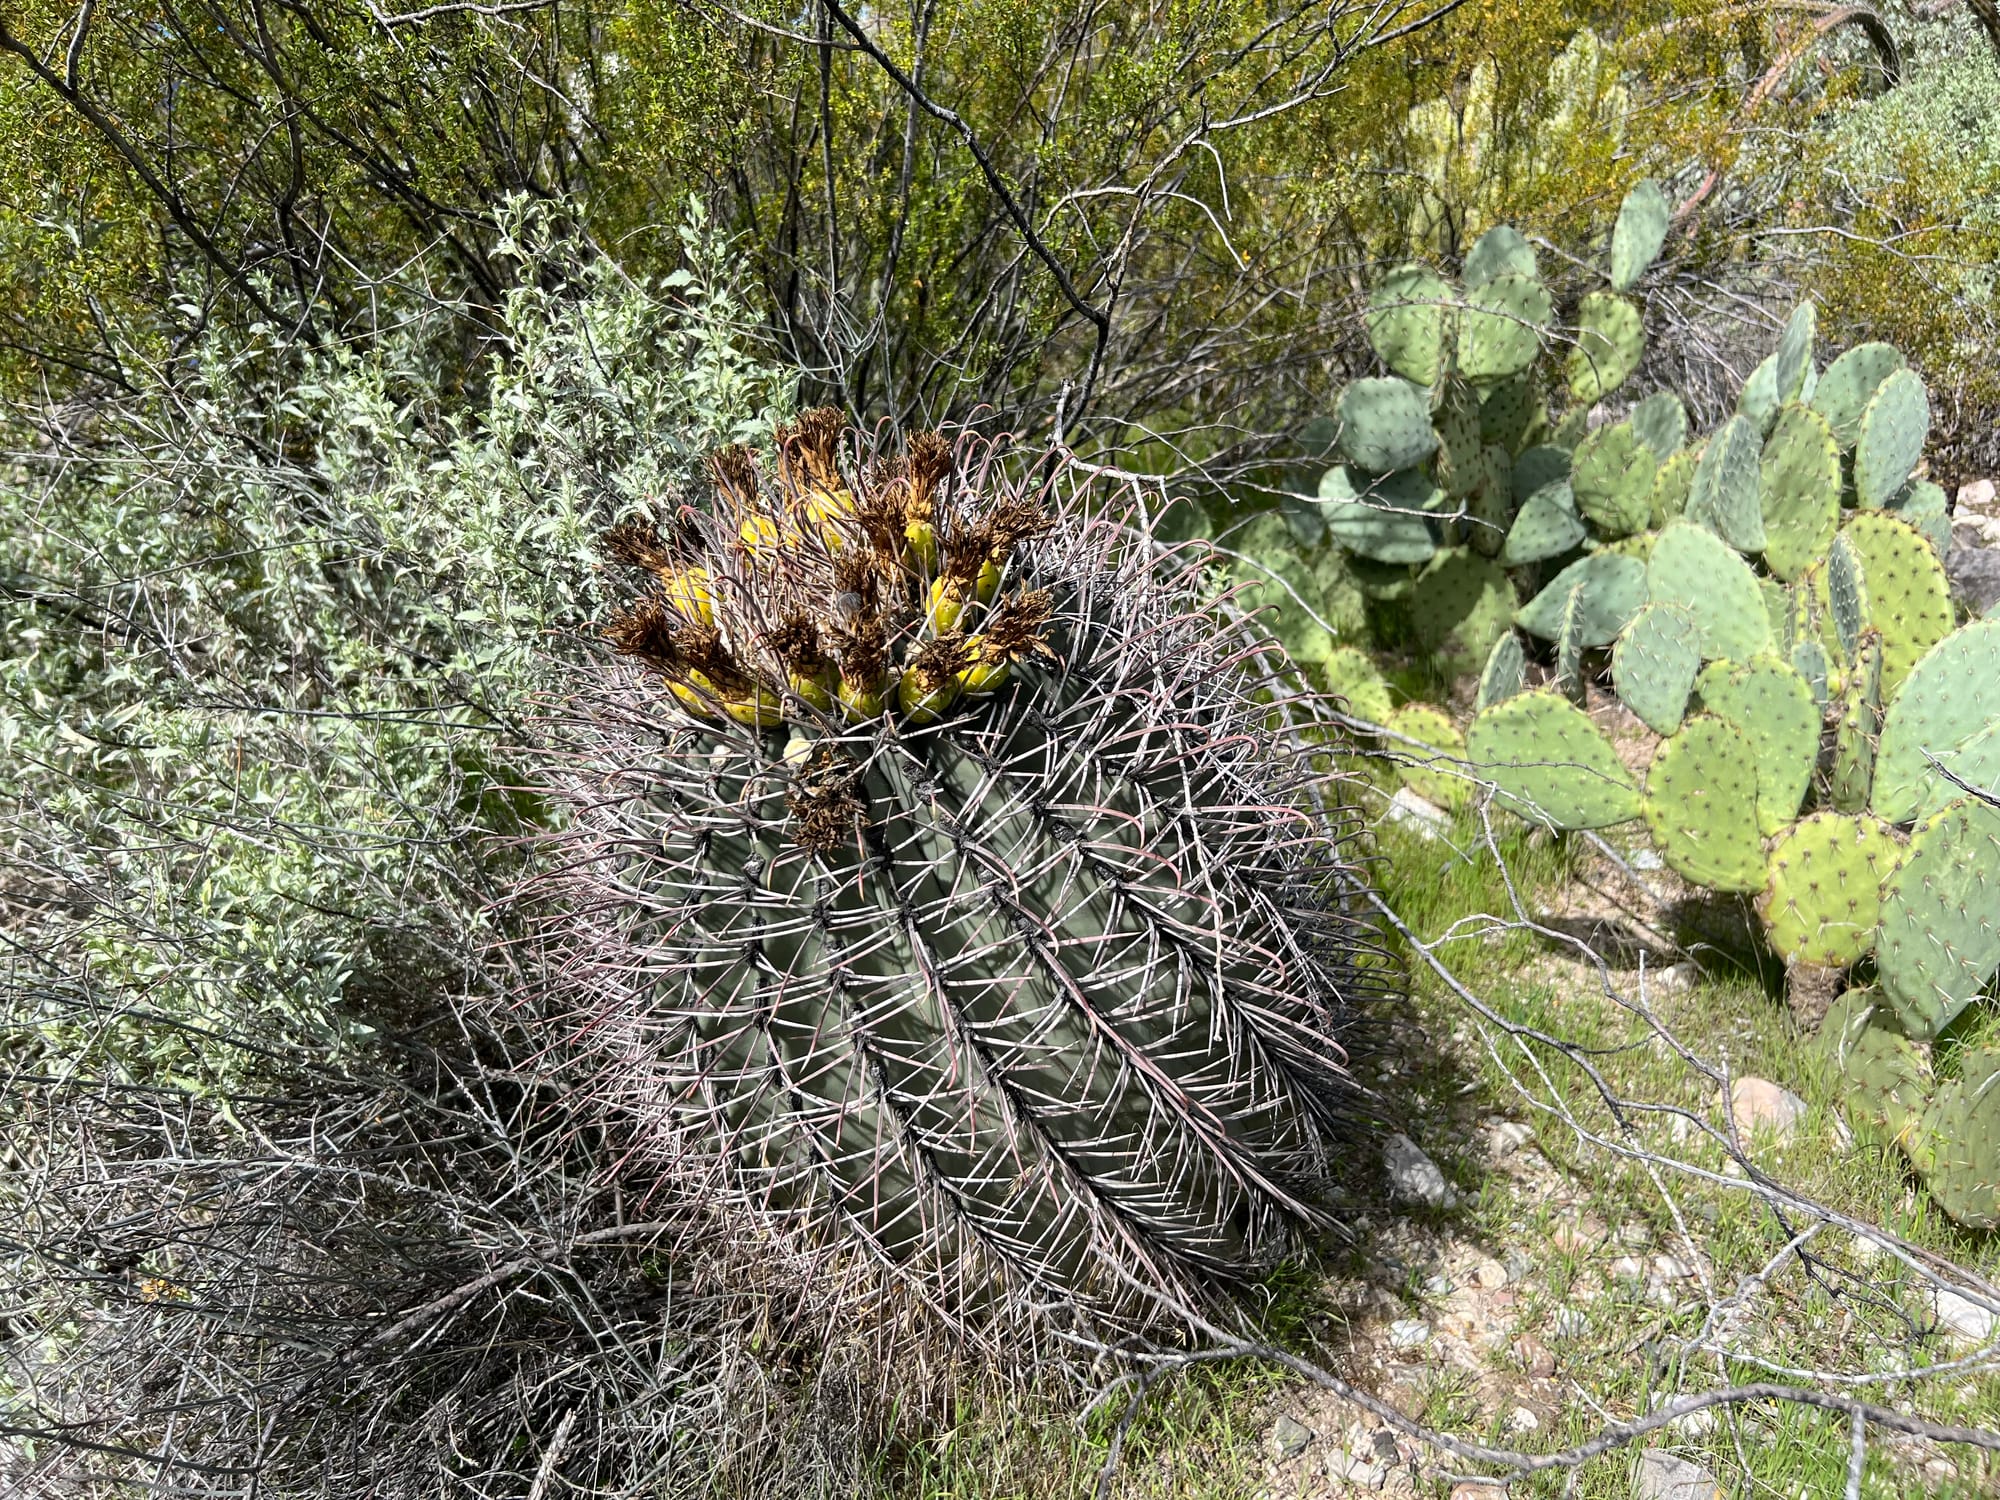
547, 411, 1392, 1332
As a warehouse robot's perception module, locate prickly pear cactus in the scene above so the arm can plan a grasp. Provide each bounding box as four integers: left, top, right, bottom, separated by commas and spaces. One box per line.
1465, 689, 1641, 829
1876, 797, 2000, 1041
557, 414, 1393, 1331
1757, 813, 1899, 968
1643, 713, 1767, 892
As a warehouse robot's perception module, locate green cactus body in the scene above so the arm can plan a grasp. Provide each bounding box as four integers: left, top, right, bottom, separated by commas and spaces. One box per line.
1337, 377, 1440, 473
1646, 520, 1769, 663
1479, 375, 1546, 454
1501, 480, 1586, 565
1853, 368, 1930, 508
1466, 689, 1641, 829
1873, 619, 2000, 822
1317, 464, 1439, 564
1458, 273, 1552, 383
1629, 391, 1687, 460
1466, 444, 1516, 556
1477, 630, 1527, 710
1547, 405, 1591, 452
1412, 548, 1515, 676
1758, 404, 1840, 580
1889, 479, 1953, 556
1511, 444, 1571, 502
1643, 714, 1767, 892
1695, 655, 1819, 834
1824, 536, 1869, 664
1810, 342, 1907, 450
1877, 796, 2000, 1040
1646, 447, 1696, 528
1758, 577, 1791, 649
1366, 265, 1453, 385
1822, 987, 1928, 1138
1686, 414, 1766, 553
1738, 353, 1782, 438
1918, 721, 2000, 819
1841, 511, 1953, 701
1612, 601, 1701, 734
1431, 377, 1484, 498
1609, 179, 1671, 292
1387, 703, 1468, 809
1570, 421, 1656, 536
1772, 303, 1818, 407
1831, 630, 1884, 813
1567, 292, 1645, 404
1791, 637, 1831, 710
585, 426, 1386, 1327
1515, 553, 1646, 647
1905, 1050, 2000, 1230
1463, 224, 1536, 285
1323, 644, 1395, 724
1757, 812, 1899, 966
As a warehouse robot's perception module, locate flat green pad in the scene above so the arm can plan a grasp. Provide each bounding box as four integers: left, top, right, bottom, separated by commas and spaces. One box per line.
1465, 443, 1516, 556
1758, 403, 1840, 581
1477, 630, 1527, 710
1647, 448, 1696, 528
1323, 645, 1394, 725
1906, 1047, 2000, 1230
1821, 987, 1927, 1139
1515, 553, 1647, 648
1738, 353, 1781, 437
1366, 264, 1453, 386
1629, 392, 1687, 460
1874, 619, 2000, 822
1854, 367, 1929, 509
1501, 481, 1585, 565
1571, 421, 1656, 536
1877, 797, 2000, 1041
1842, 511, 1953, 702
1412, 548, 1515, 676
1686, 414, 1766, 553
1609, 179, 1671, 292
1458, 273, 1552, 383
1890, 479, 1952, 557
1466, 690, 1642, 830
1318, 464, 1439, 564
1831, 630, 1883, 813
1643, 714, 1767, 892
1511, 444, 1571, 503
1479, 375, 1545, 454
1757, 812, 1900, 966
1567, 292, 1645, 404
1647, 521, 1769, 663
1612, 601, 1701, 735
1772, 302, 1817, 405
1387, 703, 1469, 810
1811, 342, 1907, 449
1338, 377, 1440, 473
1464, 225, 1535, 285
1695, 655, 1820, 833
1919, 720, 2000, 819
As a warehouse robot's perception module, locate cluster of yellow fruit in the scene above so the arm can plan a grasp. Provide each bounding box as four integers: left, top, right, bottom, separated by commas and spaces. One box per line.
602, 410, 1056, 730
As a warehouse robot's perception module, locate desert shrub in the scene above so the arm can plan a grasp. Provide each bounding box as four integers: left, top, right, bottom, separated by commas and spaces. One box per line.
0, 201, 871, 1497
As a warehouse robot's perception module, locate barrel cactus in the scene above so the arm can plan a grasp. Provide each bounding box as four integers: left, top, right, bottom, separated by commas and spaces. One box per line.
545, 412, 1391, 1333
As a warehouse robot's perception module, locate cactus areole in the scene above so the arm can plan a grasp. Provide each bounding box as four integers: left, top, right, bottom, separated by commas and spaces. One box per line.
554, 411, 1390, 1332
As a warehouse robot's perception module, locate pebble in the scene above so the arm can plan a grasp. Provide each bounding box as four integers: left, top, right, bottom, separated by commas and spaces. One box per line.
1551, 1306, 1589, 1339
1387, 785, 1451, 839
1729, 1077, 1808, 1140
1422, 1272, 1454, 1298
1267, 1414, 1314, 1458
1327, 1450, 1388, 1487
1490, 1120, 1535, 1156
1631, 1450, 1725, 1500
1616, 1222, 1652, 1249
1932, 1287, 1998, 1342
1451, 1486, 1508, 1500
1384, 1133, 1451, 1208
1505, 1405, 1540, 1433
1628, 848, 1664, 871
1512, 1334, 1555, 1377
1653, 1253, 1696, 1281
1648, 961, 1700, 996
1472, 1257, 1510, 1289
1387, 1318, 1432, 1351
1609, 1255, 1649, 1283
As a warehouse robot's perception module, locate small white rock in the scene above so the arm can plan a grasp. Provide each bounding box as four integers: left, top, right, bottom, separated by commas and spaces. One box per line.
1932, 1287, 1998, 1343
1267, 1414, 1314, 1458
1729, 1076, 1808, 1140
1384, 1132, 1451, 1208
1490, 1120, 1535, 1155
1653, 1253, 1696, 1281
1387, 785, 1451, 839
1631, 1450, 1725, 1500
1327, 1451, 1388, 1488
1609, 1255, 1649, 1283
1505, 1405, 1540, 1433
1628, 848, 1665, 871
1648, 961, 1699, 996
1551, 1306, 1589, 1338
1473, 1258, 1510, 1289
1387, 1317, 1432, 1351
